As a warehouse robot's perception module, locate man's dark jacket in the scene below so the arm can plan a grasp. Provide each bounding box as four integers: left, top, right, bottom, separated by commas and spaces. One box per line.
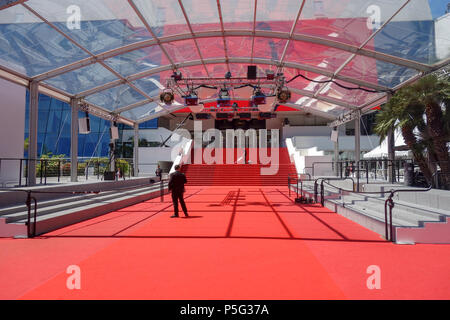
168, 171, 187, 194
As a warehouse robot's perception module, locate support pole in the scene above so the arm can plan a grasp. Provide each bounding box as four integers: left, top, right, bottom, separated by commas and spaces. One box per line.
133, 123, 139, 177
354, 111, 361, 191
386, 94, 395, 183
333, 127, 339, 176
110, 121, 116, 173
70, 98, 79, 182
387, 127, 395, 183
27, 81, 39, 186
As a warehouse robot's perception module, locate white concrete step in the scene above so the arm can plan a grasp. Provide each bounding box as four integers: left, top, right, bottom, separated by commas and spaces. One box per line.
290, 182, 450, 243
338, 193, 447, 224
0, 189, 118, 216
0, 182, 168, 237
0, 186, 154, 223
15, 186, 160, 224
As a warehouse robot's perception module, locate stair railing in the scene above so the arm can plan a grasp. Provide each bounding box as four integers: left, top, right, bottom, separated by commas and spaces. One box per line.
288, 173, 312, 199
314, 177, 354, 204
320, 174, 438, 242
1, 180, 170, 237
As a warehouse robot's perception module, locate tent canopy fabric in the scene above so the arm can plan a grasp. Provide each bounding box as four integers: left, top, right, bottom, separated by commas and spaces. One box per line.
0, 0, 449, 125
363, 129, 409, 159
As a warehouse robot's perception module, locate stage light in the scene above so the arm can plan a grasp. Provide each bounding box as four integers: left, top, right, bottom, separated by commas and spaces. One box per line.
266, 70, 275, 80
251, 88, 266, 105
277, 87, 291, 103
160, 89, 174, 105
217, 87, 230, 105
171, 71, 182, 81
184, 92, 198, 106
225, 71, 232, 79
185, 92, 204, 113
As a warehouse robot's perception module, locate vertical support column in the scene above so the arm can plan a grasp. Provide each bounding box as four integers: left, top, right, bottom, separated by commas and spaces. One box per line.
133, 123, 139, 177
387, 128, 395, 183
110, 121, 116, 173
70, 98, 79, 182
354, 110, 361, 191
332, 127, 339, 176
386, 93, 395, 183
27, 81, 39, 186
354, 111, 361, 164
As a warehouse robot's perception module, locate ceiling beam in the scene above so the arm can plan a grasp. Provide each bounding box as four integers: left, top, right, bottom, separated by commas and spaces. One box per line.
72, 57, 391, 99
30, 29, 432, 83
282, 103, 337, 120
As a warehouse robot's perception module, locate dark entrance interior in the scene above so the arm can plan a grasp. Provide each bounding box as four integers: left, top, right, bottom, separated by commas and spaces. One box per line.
215, 119, 266, 130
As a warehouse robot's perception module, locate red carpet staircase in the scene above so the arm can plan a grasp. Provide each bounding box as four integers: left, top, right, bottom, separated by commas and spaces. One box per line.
181, 148, 296, 186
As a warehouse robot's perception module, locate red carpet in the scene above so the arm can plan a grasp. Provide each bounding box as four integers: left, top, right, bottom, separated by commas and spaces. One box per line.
182, 148, 297, 185
0, 186, 449, 299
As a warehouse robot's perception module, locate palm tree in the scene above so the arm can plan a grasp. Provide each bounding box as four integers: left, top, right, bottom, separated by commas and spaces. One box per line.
375, 74, 450, 187
405, 75, 450, 187
374, 92, 434, 184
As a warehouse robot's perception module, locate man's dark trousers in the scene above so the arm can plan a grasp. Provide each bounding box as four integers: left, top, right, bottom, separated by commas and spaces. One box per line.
172, 191, 188, 217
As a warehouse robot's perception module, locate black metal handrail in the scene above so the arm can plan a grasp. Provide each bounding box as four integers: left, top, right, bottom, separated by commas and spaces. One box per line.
319, 173, 438, 242
0, 157, 137, 187
288, 175, 302, 199
355, 159, 412, 186
1, 178, 169, 238
314, 177, 354, 204
318, 177, 355, 206
287, 172, 313, 199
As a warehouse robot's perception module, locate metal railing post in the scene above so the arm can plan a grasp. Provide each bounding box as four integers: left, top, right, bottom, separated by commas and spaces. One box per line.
19, 159, 23, 187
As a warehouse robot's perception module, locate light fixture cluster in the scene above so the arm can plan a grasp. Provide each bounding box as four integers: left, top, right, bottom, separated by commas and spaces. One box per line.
160, 67, 292, 113
160, 89, 175, 105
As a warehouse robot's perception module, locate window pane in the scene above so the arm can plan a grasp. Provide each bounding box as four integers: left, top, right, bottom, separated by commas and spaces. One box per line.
26, 0, 153, 54
0, 4, 89, 76
182, 0, 220, 32
44, 63, 119, 94
133, 0, 190, 37
84, 84, 147, 111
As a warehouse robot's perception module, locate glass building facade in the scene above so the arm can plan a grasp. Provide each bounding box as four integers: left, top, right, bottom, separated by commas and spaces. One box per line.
23, 91, 159, 159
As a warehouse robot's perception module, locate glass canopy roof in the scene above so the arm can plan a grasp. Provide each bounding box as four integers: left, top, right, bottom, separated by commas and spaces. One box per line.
0, 0, 449, 125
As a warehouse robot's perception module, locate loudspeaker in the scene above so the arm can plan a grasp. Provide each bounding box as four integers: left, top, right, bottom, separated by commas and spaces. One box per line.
247, 65, 257, 79
331, 129, 338, 142
238, 112, 251, 119
110, 126, 119, 140
78, 115, 90, 134
216, 113, 231, 119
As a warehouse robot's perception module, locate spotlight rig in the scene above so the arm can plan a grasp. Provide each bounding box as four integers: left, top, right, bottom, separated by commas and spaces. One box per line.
160, 67, 292, 112
160, 89, 175, 105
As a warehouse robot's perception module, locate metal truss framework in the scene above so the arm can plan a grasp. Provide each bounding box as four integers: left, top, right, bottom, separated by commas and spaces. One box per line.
0, 0, 449, 126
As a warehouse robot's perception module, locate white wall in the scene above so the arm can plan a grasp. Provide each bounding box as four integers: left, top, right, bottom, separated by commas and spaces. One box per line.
292, 135, 379, 152
435, 13, 450, 61
0, 78, 26, 185
138, 136, 190, 175
138, 147, 173, 175
304, 155, 334, 176
282, 125, 341, 139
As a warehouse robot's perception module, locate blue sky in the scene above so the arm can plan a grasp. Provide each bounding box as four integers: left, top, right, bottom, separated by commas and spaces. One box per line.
428, 0, 449, 18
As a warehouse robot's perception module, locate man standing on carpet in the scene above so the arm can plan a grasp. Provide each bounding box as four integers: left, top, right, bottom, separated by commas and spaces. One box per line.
168, 165, 189, 218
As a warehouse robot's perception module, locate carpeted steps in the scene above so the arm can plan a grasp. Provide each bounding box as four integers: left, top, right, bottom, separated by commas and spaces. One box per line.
182, 148, 296, 186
